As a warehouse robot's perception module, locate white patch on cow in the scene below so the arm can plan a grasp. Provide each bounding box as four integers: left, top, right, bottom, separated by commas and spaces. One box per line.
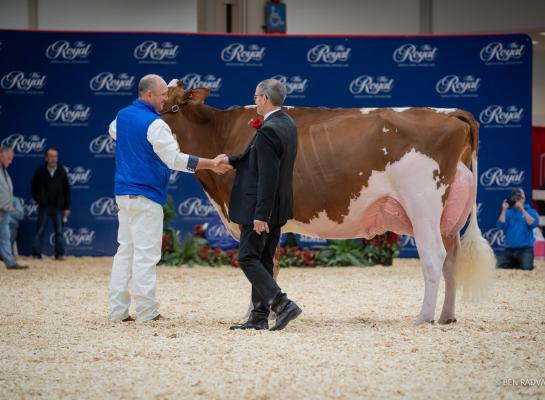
391, 107, 411, 112
359, 108, 379, 114
381, 147, 388, 155
358, 171, 363, 176
429, 108, 456, 114
382, 127, 390, 133
284, 148, 447, 239
244, 105, 257, 109
167, 79, 179, 87
283, 106, 294, 109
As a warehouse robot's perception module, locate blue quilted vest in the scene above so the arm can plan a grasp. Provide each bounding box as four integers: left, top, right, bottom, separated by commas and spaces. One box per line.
114, 99, 170, 205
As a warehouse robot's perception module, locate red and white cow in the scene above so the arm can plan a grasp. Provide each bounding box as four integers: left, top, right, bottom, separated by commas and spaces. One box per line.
162, 81, 495, 325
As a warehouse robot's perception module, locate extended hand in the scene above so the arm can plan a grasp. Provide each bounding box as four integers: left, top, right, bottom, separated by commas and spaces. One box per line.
253, 219, 269, 235
211, 154, 233, 175
502, 200, 509, 211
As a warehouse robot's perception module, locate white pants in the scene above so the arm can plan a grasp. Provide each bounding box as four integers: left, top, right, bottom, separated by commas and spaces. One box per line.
109, 195, 163, 321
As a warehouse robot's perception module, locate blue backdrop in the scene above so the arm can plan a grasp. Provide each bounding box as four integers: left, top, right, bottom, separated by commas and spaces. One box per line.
0, 30, 532, 257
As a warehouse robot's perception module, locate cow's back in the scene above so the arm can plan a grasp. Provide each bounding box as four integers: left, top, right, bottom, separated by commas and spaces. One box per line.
283, 108, 475, 226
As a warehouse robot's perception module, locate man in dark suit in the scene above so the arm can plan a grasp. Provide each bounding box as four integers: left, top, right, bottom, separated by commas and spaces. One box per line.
228, 79, 301, 331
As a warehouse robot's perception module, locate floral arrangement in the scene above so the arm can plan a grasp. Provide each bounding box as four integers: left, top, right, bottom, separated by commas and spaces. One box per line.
361, 231, 400, 266
160, 197, 400, 268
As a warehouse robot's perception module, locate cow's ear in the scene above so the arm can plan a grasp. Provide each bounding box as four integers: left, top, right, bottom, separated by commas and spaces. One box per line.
182, 88, 210, 104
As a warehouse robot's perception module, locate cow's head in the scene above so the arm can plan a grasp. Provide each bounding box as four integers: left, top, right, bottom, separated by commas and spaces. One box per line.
163, 79, 210, 114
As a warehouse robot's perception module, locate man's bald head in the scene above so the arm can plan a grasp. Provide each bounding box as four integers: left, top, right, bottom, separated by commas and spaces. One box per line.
138, 74, 166, 96
138, 74, 169, 112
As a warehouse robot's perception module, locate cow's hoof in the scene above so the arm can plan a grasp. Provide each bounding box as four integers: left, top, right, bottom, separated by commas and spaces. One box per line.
438, 318, 457, 325
415, 318, 435, 326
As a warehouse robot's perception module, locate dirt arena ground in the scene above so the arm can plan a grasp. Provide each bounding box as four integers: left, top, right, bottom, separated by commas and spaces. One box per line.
1, 257, 544, 399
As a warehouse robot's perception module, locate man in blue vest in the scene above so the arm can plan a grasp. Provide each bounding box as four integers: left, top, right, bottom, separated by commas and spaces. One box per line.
108, 74, 232, 322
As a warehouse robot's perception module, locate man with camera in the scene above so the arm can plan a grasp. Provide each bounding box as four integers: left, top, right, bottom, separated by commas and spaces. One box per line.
496, 188, 539, 271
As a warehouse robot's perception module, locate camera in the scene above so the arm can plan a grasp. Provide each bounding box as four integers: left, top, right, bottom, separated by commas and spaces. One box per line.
506, 199, 516, 206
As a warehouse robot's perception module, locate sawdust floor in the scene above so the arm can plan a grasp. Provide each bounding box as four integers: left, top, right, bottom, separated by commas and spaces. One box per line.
1, 257, 544, 399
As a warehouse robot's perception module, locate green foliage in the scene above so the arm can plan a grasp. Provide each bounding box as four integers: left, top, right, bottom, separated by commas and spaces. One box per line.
160, 197, 401, 268
163, 195, 177, 228
316, 240, 371, 267
160, 233, 208, 266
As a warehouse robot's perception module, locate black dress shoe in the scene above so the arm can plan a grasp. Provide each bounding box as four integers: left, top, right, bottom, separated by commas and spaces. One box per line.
270, 299, 302, 331
7, 263, 29, 270
229, 319, 269, 330
32, 254, 42, 259
55, 255, 65, 261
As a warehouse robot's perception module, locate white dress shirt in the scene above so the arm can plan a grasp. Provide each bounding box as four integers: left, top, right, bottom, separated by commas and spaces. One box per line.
109, 118, 197, 172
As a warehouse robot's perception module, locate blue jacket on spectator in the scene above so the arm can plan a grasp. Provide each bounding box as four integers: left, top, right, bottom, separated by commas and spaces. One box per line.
496, 203, 539, 248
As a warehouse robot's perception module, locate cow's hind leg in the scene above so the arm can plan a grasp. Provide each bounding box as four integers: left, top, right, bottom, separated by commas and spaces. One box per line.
398, 193, 446, 325
438, 234, 460, 324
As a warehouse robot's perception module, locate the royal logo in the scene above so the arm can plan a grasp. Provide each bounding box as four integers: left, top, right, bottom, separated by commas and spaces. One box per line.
65, 166, 92, 186
90, 197, 118, 217
483, 228, 505, 246
21, 198, 39, 218
207, 224, 232, 241
435, 75, 481, 95
479, 105, 524, 126
400, 235, 416, 248
270, 75, 309, 95
220, 43, 266, 63
307, 44, 351, 64
393, 43, 438, 64
133, 40, 179, 61
45, 40, 91, 60
0, 134, 46, 155
180, 73, 222, 91
480, 42, 525, 63
45, 103, 91, 124
89, 72, 135, 92
349, 75, 394, 95
178, 197, 216, 218
51, 228, 96, 247
480, 167, 525, 188
1, 71, 47, 91
89, 134, 116, 155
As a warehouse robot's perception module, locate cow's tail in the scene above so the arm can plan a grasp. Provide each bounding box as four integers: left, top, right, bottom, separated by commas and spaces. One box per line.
453, 112, 496, 299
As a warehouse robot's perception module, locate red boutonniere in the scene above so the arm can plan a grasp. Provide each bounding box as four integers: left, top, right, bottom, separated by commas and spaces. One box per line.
250, 118, 263, 130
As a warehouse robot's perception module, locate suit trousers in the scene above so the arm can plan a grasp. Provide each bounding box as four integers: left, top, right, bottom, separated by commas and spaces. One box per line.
238, 224, 284, 320
109, 195, 162, 321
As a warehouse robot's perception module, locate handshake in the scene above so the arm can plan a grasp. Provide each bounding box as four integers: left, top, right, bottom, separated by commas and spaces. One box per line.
208, 154, 233, 175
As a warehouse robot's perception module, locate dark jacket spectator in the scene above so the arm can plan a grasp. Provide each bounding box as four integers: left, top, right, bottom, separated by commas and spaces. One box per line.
31, 163, 70, 210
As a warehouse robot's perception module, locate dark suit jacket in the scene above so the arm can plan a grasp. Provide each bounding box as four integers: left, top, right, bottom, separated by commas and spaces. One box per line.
228, 109, 297, 226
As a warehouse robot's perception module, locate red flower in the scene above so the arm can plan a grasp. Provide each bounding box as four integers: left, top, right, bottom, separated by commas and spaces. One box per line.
251, 118, 263, 129
161, 234, 169, 253
194, 224, 206, 238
